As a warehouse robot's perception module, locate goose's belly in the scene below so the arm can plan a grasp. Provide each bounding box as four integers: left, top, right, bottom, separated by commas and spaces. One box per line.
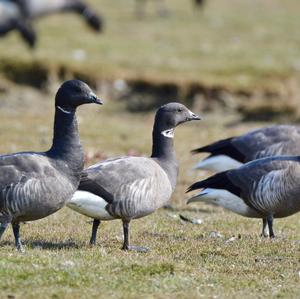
273, 201, 300, 218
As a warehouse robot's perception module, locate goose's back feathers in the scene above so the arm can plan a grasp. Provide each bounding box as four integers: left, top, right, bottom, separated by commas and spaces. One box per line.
232, 125, 300, 161
78, 156, 173, 219
193, 125, 300, 163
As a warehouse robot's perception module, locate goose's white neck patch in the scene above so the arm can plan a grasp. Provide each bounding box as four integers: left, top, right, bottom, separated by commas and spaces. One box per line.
161, 128, 174, 138
57, 106, 72, 114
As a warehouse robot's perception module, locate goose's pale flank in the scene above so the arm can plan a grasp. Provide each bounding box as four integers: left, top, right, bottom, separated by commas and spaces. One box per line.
0, 0, 36, 47
192, 125, 300, 172
0, 79, 102, 251
187, 155, 300, 237
67, 103, 200, 252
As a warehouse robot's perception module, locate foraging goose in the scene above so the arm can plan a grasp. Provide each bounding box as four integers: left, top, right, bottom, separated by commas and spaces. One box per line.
18, 0, 103, 32
187, 155, 300, 237
67, 102, 200, 252
192, 125, 300, 172
0, 0, 36, 47
0, 80, 102, 251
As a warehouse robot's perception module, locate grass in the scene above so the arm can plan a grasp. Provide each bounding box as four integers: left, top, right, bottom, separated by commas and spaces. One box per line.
0, 0, 300, 297
0, 87, 300, 298
0, 0, 300, 90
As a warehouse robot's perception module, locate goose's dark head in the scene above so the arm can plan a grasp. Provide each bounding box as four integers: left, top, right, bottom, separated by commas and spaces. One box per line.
86, 12, 103, 32
55, 80, 102, 111
154, 102, 200, 137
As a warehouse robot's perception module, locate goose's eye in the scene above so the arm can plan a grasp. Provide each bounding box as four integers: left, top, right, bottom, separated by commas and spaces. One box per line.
177, 108, 183, 113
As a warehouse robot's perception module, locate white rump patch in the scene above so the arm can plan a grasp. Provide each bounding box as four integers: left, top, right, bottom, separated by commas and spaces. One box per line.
57, 106, 72, 114
188, 188, 260, 218
161, 128, 174, 138
67, 191, 114, 220
193, 155, 243, 172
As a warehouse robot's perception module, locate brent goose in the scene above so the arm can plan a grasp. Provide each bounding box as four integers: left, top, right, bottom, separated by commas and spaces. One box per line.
0, 80, 102, 251
67, 102, 200, 252
0, 0, 36, 47
192, 125, 300, 172
18, 0, 103, 32
187, 155, 300, 237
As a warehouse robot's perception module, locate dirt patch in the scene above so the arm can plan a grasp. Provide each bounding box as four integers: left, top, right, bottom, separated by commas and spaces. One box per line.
0, 60, 300, 121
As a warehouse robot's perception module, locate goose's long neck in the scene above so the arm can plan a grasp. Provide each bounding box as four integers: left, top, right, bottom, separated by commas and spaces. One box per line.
151, 124, 178, 190
48, 106, 84, 176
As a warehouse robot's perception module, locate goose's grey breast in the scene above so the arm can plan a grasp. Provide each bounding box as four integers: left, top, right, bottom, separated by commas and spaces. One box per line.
80, 156, 173, 220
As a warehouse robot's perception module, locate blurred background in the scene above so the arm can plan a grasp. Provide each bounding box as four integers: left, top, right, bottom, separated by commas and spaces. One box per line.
1, 0, 299, 113
0, 0, 300, 198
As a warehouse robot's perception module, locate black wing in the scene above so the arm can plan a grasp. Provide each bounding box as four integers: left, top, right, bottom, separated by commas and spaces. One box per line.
191, 137, 246, 163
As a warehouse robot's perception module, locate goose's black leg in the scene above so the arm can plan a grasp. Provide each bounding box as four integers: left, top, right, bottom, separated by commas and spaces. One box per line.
12, 223, 24, 252
0, 222, 9, 241
89, 219, 100, 245
261, 218, 268, 237
267, 215, 275, 238
122, 220, 149, 253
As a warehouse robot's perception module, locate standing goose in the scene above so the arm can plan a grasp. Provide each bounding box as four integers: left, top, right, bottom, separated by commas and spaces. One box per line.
187, 155, 300, 237
17, 0, 103, 32
0, 0, 36, 47
67, 102, 200, 252
0, 79, 102, 251
192, 125, 300, 172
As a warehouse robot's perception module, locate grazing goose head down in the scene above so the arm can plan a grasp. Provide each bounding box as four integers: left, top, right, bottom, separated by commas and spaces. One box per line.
0, 79, 102, 251
0, 1, 36, 47
20, 0, 103, 31
67, 102, 200, 252
187, 155, 300, 238
192, 125, 300, 173
1, 0, 103, 48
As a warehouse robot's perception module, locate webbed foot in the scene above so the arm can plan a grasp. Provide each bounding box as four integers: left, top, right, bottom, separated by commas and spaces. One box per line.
122, 245, 149, 253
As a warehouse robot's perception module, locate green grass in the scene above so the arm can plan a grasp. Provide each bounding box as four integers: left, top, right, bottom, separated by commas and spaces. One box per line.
0, 0, 300, 90
0, 0, 300, 296
0, 87, 299, 298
